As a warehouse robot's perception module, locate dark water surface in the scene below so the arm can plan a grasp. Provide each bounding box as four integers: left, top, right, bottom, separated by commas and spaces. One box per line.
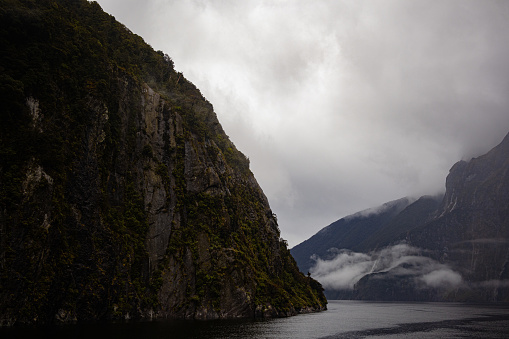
2, 301, 509, 338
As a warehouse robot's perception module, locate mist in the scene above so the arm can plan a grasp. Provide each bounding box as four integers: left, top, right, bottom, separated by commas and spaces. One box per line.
310, 243, 462, 291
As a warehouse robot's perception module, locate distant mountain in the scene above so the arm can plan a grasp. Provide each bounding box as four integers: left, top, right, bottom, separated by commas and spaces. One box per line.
292, 132, 509, 301
291, 197, 415, 274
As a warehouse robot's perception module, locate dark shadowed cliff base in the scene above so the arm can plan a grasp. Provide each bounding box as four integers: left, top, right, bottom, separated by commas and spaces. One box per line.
0, 0, 326, 325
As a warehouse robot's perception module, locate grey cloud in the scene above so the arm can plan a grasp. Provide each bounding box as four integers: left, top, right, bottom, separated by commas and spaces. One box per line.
344, 197, 414, 220
96, 0, 509, 246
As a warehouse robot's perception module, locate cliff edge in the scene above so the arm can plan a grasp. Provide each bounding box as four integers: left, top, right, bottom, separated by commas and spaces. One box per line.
0, 0, 326, 325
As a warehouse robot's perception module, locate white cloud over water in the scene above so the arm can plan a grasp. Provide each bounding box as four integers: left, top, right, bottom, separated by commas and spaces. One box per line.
310, 250, 373, 290
310, 243, 463, 291
419, 269, 462, 288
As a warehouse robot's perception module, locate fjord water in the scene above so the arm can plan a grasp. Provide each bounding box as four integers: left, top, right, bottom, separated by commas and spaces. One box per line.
2, 301, 509, 338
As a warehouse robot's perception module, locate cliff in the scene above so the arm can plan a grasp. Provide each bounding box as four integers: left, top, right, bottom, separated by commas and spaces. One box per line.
0, 0, 326, 325
403, 131, 509, 301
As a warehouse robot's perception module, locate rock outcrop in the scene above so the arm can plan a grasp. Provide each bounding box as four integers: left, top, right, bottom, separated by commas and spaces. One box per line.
0, 0, 325, 325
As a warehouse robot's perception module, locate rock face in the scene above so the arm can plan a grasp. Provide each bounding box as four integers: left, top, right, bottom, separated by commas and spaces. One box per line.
292, 132, 509, 302
405, 132, 509, 301
0, 0, 326, 325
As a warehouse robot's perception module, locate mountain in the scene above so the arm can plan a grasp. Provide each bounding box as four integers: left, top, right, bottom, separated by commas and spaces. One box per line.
0, 0, 325, 325
291, 197, 417, 275
292, 132, 509, 302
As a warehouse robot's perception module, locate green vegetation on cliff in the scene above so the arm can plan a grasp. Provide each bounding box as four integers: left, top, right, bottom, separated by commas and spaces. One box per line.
0, 0, 325, 325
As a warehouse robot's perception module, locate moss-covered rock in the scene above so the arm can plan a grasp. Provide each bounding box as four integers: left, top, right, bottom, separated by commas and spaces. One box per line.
0, 0, 326, 325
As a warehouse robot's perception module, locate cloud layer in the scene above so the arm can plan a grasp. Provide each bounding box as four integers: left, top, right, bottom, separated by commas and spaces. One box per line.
310, 243, 462, 291
96, 0, 509, 246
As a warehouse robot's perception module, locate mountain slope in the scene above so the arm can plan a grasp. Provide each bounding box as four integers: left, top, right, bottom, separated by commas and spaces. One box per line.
293, 132, 509, 301
0, 0, 325, 325
291, 197, 420, 274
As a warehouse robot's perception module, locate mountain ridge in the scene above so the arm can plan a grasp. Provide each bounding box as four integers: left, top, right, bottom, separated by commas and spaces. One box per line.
292, 132, 509, 301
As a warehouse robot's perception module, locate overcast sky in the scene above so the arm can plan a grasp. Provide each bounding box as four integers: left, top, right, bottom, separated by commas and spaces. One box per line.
95, 0, 509, 247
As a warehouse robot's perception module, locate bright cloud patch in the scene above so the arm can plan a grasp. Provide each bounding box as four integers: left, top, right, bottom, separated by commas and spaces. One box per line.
310, 243, 463, 290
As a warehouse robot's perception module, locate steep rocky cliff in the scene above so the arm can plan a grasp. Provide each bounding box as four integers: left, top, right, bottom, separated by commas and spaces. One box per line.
293, 132, 509, 302
0, 0, 325, 325
404, 131, 509, 301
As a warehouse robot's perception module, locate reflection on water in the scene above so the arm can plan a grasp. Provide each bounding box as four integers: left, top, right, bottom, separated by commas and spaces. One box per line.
2, 301, 509, 338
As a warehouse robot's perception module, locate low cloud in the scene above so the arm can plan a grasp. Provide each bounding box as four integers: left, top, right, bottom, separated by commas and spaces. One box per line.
419, 269, 463, 288
310, 250, 372, 290
343, 197, 413, 221
310, 243, 463, 291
